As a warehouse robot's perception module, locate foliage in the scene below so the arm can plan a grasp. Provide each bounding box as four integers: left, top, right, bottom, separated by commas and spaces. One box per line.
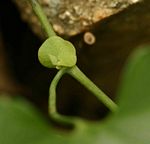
0, 46, 150, 144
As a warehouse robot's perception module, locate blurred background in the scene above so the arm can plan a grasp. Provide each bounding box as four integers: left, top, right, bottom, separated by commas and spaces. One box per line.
0, 0, 150, 121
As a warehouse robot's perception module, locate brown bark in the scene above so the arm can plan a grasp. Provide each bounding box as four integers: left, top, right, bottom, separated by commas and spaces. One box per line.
13, 0, 140, 36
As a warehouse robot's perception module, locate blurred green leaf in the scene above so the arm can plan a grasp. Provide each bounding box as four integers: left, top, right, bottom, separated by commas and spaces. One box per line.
0, 97, 66, 144
117, 47, 150, 115
0, 46, 150, 144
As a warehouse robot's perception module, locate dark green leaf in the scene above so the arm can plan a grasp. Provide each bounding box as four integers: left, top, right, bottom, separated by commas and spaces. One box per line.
0, 96, 65, 144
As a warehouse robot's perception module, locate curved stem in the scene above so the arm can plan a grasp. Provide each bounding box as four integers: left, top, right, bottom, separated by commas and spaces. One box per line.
49, 68, 77, 125
29, 0, 118, 115
67, 66, 118, 112
29, 0, 56, 37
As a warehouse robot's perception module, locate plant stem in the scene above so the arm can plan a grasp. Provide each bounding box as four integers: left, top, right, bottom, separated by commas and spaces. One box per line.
67, 66, 118, 112
29, 0, 118, 113
29, 0, 56, 37
49, 68, 77, 125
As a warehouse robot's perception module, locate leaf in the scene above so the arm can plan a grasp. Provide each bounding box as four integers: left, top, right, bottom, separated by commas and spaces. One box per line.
38, 36, 77, 69
0, 46, 150, 144
110, 47, 150, 143
0, 96, 66, 144
67, 46, 150, 144
62, 46, 150, 143
117, 47, 150, 116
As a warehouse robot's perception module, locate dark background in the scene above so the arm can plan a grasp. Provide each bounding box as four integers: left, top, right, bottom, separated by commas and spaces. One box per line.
0, 0, 150, 121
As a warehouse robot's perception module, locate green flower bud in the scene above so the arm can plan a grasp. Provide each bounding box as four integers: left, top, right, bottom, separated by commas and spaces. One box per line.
38, 36, 77, 69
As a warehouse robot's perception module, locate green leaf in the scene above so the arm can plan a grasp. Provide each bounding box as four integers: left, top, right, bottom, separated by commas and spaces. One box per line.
1, 46, 150, 144
67, 46, 150, 143
117, 47, 150, 116
38, 36, 77, 69
0, 96, 66, 144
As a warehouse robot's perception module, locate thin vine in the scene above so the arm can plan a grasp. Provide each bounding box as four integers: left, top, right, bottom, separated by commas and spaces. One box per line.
29, 0, 118, 125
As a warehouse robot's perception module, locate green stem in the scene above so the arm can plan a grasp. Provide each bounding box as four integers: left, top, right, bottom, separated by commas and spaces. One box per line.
29, 0, 56, 37
49, 68, 77, 125
29, 0, 118, 115
67, 66, 118, 112
49, 68, 93, 129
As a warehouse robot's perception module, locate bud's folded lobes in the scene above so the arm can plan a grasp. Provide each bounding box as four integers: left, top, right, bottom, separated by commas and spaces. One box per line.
38, 36, 77, 69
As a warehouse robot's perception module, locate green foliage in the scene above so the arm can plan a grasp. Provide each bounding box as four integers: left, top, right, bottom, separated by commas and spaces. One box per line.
117, 47, 150, 116
0, 97, 65, 144
0, 46, 150, 144
38, 36, 77, 69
